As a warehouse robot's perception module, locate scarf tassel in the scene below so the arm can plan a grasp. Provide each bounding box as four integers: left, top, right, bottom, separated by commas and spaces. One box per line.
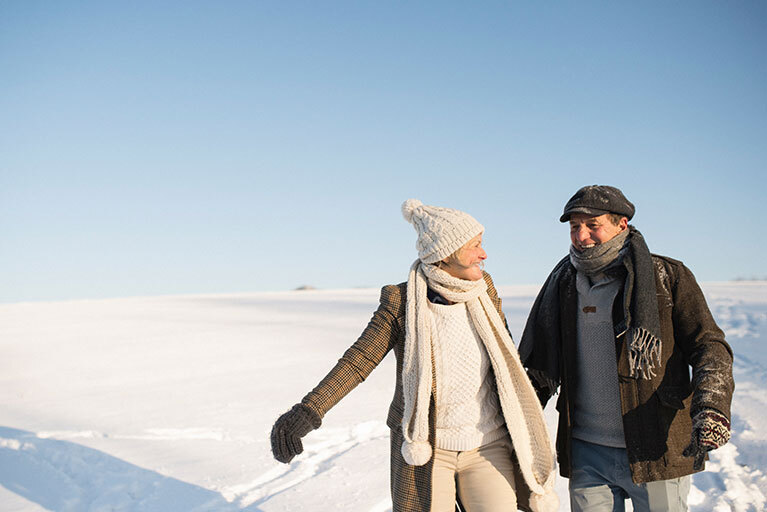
401, 440, 432, 466
628, 327, 662, 379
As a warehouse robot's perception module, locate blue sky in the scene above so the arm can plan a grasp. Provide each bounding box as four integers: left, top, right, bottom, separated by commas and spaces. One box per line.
1, 1, 765, 302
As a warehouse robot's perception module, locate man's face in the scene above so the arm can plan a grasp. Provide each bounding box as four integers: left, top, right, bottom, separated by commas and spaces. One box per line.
569, 213, 628, 252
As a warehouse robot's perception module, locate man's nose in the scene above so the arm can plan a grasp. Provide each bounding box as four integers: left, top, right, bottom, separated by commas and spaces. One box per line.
574, 226, 590, 241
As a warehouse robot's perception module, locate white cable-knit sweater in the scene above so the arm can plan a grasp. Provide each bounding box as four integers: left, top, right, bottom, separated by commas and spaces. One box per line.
429, 301, 505, 451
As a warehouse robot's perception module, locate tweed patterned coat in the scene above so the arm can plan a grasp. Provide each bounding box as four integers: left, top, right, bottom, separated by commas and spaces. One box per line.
299, 271, 534, 512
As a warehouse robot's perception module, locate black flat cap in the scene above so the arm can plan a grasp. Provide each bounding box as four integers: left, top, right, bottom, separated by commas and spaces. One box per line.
560, 185, 635, 222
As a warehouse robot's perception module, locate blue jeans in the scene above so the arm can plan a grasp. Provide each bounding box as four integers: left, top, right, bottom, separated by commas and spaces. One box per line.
569, 438, 690, 512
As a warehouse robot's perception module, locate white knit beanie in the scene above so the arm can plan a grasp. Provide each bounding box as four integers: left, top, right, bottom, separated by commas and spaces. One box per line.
401, 199, 484, 264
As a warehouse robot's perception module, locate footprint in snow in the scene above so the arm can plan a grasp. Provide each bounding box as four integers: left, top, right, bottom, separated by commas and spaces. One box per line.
223, 420, 389, 509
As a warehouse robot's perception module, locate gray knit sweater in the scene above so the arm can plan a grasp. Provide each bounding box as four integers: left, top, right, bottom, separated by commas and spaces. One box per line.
572, 270, 626, 448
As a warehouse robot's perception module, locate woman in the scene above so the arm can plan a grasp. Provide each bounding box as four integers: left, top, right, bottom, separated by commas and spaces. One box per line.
270, 199, 558, 512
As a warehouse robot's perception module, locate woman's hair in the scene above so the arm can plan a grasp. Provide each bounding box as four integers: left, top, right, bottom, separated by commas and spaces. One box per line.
436, 244, 485, 272
435, 245, 461, 269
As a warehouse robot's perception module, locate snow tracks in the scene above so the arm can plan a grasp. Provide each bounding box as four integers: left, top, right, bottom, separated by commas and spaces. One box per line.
221, 421, 390, 511
692, 287, 767, 511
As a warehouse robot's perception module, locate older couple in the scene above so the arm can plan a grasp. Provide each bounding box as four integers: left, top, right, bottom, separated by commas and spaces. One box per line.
270, 186, 733, 512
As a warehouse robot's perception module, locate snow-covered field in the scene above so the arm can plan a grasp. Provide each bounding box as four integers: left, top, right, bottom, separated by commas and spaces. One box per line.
1, 282, 765, 511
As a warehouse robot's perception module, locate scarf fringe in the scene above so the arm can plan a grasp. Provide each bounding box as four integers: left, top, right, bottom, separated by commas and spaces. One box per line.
527, 368, 559, 399
628, 327, 662, 379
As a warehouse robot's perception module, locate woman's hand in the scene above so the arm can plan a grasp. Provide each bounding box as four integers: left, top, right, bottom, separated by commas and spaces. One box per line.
270, 403, 322, 463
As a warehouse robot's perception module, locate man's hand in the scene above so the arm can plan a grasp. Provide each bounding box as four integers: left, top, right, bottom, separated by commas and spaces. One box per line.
270, 404, 322, 463
682, 409, 731, 470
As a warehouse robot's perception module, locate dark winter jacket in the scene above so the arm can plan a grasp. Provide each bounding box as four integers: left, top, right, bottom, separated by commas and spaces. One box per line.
522, 254, 734, 483
299, 272, 535, 512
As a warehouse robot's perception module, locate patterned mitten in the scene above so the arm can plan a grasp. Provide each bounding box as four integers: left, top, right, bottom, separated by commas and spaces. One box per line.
270, 403, 322, 463
682, 408, 731, 470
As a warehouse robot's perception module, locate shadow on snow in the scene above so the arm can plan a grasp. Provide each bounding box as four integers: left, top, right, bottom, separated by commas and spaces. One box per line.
0, 426, 264, 511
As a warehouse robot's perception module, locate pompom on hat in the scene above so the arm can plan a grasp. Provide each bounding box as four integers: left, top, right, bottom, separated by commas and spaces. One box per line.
402, 199, 484, 264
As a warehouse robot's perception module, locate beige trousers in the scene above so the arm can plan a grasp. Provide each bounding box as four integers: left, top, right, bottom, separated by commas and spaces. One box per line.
431, 437, 517, 512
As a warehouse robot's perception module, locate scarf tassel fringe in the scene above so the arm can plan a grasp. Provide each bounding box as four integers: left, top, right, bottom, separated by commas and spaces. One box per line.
628, 327, 662, 379
401, 440, 432, 466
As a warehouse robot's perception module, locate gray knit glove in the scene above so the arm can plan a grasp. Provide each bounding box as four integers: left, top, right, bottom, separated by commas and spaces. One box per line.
270, 403, 322, 464
682, 408, 731, 470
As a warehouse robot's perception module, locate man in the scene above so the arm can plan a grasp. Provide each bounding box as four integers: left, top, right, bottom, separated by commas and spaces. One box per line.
519, 185, 734, 511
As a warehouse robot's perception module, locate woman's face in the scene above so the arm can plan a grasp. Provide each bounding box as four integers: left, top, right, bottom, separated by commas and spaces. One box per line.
440, 233, 487, 281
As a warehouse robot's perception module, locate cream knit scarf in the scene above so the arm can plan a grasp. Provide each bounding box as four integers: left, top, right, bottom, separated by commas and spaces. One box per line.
401, 260, 558, 509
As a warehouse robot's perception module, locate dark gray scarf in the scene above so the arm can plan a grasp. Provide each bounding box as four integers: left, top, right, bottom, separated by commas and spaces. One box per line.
569, 228, 629, 276
519, 226, 662, 401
